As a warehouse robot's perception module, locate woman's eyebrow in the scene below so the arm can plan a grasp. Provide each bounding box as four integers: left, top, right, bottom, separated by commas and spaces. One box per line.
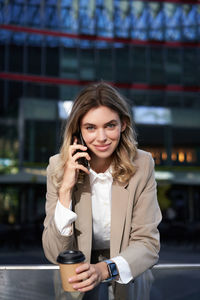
105, 119, 118, 125
82, 123, 95, 126
83, 120, 118, 126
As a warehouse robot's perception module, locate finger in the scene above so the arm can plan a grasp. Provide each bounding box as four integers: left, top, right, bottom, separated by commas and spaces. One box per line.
72, 151, 90, 162
76, 164, 90, 175
73, 137, 78, 145
73, 275, 97, 292
75, 263, 90, 273
76, 269, 93, 282
69, 269, 92, 284
69, 263, 92, 283
70, 144, 87, 155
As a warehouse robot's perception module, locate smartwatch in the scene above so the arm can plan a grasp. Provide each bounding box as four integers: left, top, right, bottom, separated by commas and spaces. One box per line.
104, 259, 119, 281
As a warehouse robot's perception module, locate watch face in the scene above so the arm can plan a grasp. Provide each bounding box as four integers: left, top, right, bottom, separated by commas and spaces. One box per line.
108, 262, 119, 277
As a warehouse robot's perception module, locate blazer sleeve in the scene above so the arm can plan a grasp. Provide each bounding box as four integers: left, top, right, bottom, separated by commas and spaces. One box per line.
42, 156, 74, 264
120, 153, 162, 279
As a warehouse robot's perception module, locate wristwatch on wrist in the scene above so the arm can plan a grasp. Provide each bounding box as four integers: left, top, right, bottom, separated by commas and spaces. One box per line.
104, 259, 119, 281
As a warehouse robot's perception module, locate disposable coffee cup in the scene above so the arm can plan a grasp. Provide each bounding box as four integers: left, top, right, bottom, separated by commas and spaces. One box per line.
57, 250, 85, 292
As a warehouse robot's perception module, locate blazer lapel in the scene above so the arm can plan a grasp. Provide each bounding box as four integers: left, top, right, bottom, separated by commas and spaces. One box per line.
110, 182, 129, 258
73, 175, 92, 263
73, 177, 129, 261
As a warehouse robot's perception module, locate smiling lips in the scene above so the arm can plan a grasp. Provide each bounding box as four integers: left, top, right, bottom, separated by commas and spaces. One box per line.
94, 144, 111, 151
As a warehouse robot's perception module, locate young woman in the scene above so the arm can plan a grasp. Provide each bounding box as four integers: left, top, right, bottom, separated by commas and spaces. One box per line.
42, 82, 162, 299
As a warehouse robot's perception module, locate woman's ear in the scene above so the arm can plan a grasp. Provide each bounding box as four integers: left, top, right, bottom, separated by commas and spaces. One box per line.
121, 121, 126, 132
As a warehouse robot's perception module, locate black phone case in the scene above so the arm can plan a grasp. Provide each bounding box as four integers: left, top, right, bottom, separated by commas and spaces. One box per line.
73, 132, 89, 169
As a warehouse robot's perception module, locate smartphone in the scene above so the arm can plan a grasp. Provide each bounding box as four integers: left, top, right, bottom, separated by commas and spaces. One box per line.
73, 131, 89, 169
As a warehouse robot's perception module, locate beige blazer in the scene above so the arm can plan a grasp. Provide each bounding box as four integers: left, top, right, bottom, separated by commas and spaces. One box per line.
42, 149, 162, 280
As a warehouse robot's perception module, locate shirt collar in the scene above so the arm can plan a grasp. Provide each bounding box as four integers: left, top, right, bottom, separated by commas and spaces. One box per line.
89, 167, 113, 185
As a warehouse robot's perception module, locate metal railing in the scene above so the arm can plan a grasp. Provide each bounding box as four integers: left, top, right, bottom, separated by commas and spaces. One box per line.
1, 263, 200, 270
0, 264, 200, 300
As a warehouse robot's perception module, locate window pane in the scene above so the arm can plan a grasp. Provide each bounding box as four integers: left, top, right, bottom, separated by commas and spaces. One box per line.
79, 0, 95, 35
181, 4, 197, 41
132, 46, 147, 83
59, 85, 80, 102
129, 91, 147, 106
166, 94, 182, 108
79, 47, 95, 80
147, 92, 165, 107
0, 45, 5, 71
115, 46, 131, 83
182, 48, 199, 85
96, 0, 113, 37
114, 0, 131, 38
130, 1, 148, 40
96, 47, 113, 81
60, 0, 78, 33
149, 2, 164, 41
163, 3, 181, 41
0, 124, 18, 160
165, 48, 181, 85
149, 47, 165, 84
60, 47, 79, 79
27, 46, 42, 75
9, 45, 23, 73
183, 94, 200, 108
46, 47, 59, 76
24, 120, 57, 163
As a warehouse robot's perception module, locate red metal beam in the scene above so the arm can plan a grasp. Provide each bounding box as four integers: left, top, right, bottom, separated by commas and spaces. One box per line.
1, 24, 200, 48
0, 72, 199, 93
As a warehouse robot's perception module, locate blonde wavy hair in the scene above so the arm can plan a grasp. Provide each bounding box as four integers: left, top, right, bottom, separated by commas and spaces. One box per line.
53, 82, 138, 187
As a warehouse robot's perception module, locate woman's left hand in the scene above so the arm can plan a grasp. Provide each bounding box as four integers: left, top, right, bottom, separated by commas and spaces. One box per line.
69, 262, 109, 292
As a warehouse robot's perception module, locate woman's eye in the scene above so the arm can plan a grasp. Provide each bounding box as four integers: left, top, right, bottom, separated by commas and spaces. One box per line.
107, 123, 116, 128
86, 126, 95, 130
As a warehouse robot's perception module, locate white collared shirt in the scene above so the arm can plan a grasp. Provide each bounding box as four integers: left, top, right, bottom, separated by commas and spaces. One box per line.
89, 167, 112, 250
54, 168, 133, 284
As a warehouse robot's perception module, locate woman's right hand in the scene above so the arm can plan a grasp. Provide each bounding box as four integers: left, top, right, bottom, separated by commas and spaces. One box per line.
58, 141, 90, 208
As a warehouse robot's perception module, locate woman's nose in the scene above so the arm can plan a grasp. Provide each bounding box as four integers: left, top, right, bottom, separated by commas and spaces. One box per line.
96, 129, 107, 142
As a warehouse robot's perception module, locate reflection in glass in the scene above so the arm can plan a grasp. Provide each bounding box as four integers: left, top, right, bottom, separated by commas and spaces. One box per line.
79, 0, 95, 35
114, 0, 131, 38
96, 0, 113, 38
163, 3, 181, 41
27, 0, 42, 27
60, 0, 78, 32
8, 0, 26, 25
44, 0, 58, 29
149, 2, 164, 41
60, 0, 78, 47
95, 0, 113, 49
96, 45, 113, 81
181, 4, 197, 41
25, 0, 43, 45
1, 1, 200, 45
197, 5, 200, 40
96, 0, 113, 37
131, 1, 148, 40
0, 188, 18, 226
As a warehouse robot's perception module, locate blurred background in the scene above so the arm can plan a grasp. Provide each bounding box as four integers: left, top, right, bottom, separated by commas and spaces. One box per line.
0, 0, 200, 262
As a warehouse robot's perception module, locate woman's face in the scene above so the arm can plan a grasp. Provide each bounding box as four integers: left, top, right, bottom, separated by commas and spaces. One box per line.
80, 106, 126, 163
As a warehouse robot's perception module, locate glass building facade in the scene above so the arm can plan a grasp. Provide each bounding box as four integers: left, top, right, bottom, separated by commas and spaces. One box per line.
0, 0, 200, 246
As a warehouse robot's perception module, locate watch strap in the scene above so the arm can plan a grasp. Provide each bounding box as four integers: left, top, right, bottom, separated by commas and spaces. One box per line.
104, 259, 119, 282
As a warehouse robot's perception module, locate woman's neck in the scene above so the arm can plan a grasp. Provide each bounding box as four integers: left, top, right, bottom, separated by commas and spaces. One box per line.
90, 157, 111, 174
